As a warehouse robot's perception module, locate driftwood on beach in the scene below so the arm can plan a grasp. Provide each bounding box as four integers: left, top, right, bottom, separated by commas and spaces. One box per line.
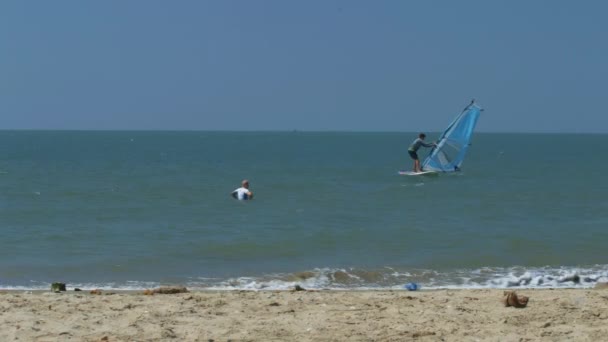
143, 286, 189, 295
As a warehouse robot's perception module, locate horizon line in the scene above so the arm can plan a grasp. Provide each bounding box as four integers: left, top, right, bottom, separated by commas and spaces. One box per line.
0, 129, 607, 135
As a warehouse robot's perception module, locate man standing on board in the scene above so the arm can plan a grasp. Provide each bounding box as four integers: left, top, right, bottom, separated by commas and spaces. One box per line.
408, 133, 437, 172
232, 179, 254, 200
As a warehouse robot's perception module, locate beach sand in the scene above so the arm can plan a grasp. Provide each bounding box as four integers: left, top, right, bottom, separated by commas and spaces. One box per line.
1, 288, 607, 341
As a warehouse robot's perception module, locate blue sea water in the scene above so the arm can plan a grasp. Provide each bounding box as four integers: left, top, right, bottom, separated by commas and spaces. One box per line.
1, 131, 607, 290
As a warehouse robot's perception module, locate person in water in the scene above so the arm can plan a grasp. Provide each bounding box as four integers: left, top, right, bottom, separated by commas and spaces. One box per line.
408, 133, 437, 172
231, 179, 254, 200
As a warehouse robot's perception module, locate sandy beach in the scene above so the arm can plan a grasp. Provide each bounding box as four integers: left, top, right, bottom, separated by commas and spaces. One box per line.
1, 288, 607, 341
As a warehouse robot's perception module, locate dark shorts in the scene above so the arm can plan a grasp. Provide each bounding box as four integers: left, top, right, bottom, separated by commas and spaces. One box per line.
408, 150, 418, 160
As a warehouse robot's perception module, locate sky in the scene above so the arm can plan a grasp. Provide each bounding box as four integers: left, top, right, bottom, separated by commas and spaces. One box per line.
1, 1, 607, 132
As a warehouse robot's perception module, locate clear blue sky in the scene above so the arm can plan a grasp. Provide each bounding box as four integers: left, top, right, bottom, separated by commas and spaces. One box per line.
2, 1, 607, 132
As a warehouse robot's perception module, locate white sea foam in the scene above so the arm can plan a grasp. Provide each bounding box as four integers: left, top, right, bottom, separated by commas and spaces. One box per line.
2, 266, 607, 291
203, 265, 608, 291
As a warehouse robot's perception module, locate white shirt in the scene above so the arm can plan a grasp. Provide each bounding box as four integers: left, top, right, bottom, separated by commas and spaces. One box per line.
232, 187, 252, 200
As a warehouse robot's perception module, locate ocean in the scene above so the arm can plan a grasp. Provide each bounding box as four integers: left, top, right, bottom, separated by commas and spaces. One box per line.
1, 131, 607, 290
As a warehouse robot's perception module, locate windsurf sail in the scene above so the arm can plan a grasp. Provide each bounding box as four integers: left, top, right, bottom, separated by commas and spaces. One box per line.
421, 100, 482, 172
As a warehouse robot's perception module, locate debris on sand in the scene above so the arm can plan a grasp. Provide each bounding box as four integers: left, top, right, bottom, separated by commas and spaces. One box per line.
502, 291, 529, 308
143, 286, 189, 295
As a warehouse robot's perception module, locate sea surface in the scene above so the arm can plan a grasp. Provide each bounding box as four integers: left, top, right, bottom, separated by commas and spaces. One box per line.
1, 131, 607, 290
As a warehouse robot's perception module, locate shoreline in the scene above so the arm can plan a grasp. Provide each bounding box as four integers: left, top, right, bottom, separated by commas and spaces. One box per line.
0, 285, 600, 294
3, 264, 605, 291
2, 288, 607, 341
0, 286, 600, 293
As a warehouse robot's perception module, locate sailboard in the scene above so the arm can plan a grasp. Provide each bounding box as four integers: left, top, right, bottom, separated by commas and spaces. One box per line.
421, 100, 482, 172
398, 170, 438, 176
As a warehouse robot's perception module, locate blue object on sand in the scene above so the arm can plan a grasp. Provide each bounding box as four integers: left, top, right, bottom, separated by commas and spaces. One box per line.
404, 282, 419, 291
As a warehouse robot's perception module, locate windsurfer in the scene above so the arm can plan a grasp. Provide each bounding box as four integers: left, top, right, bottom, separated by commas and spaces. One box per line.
408, 133, 437, 172
231, 179, 254, 200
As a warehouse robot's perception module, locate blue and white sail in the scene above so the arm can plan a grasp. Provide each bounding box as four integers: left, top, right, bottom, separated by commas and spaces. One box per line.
422, 101, 482, 172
